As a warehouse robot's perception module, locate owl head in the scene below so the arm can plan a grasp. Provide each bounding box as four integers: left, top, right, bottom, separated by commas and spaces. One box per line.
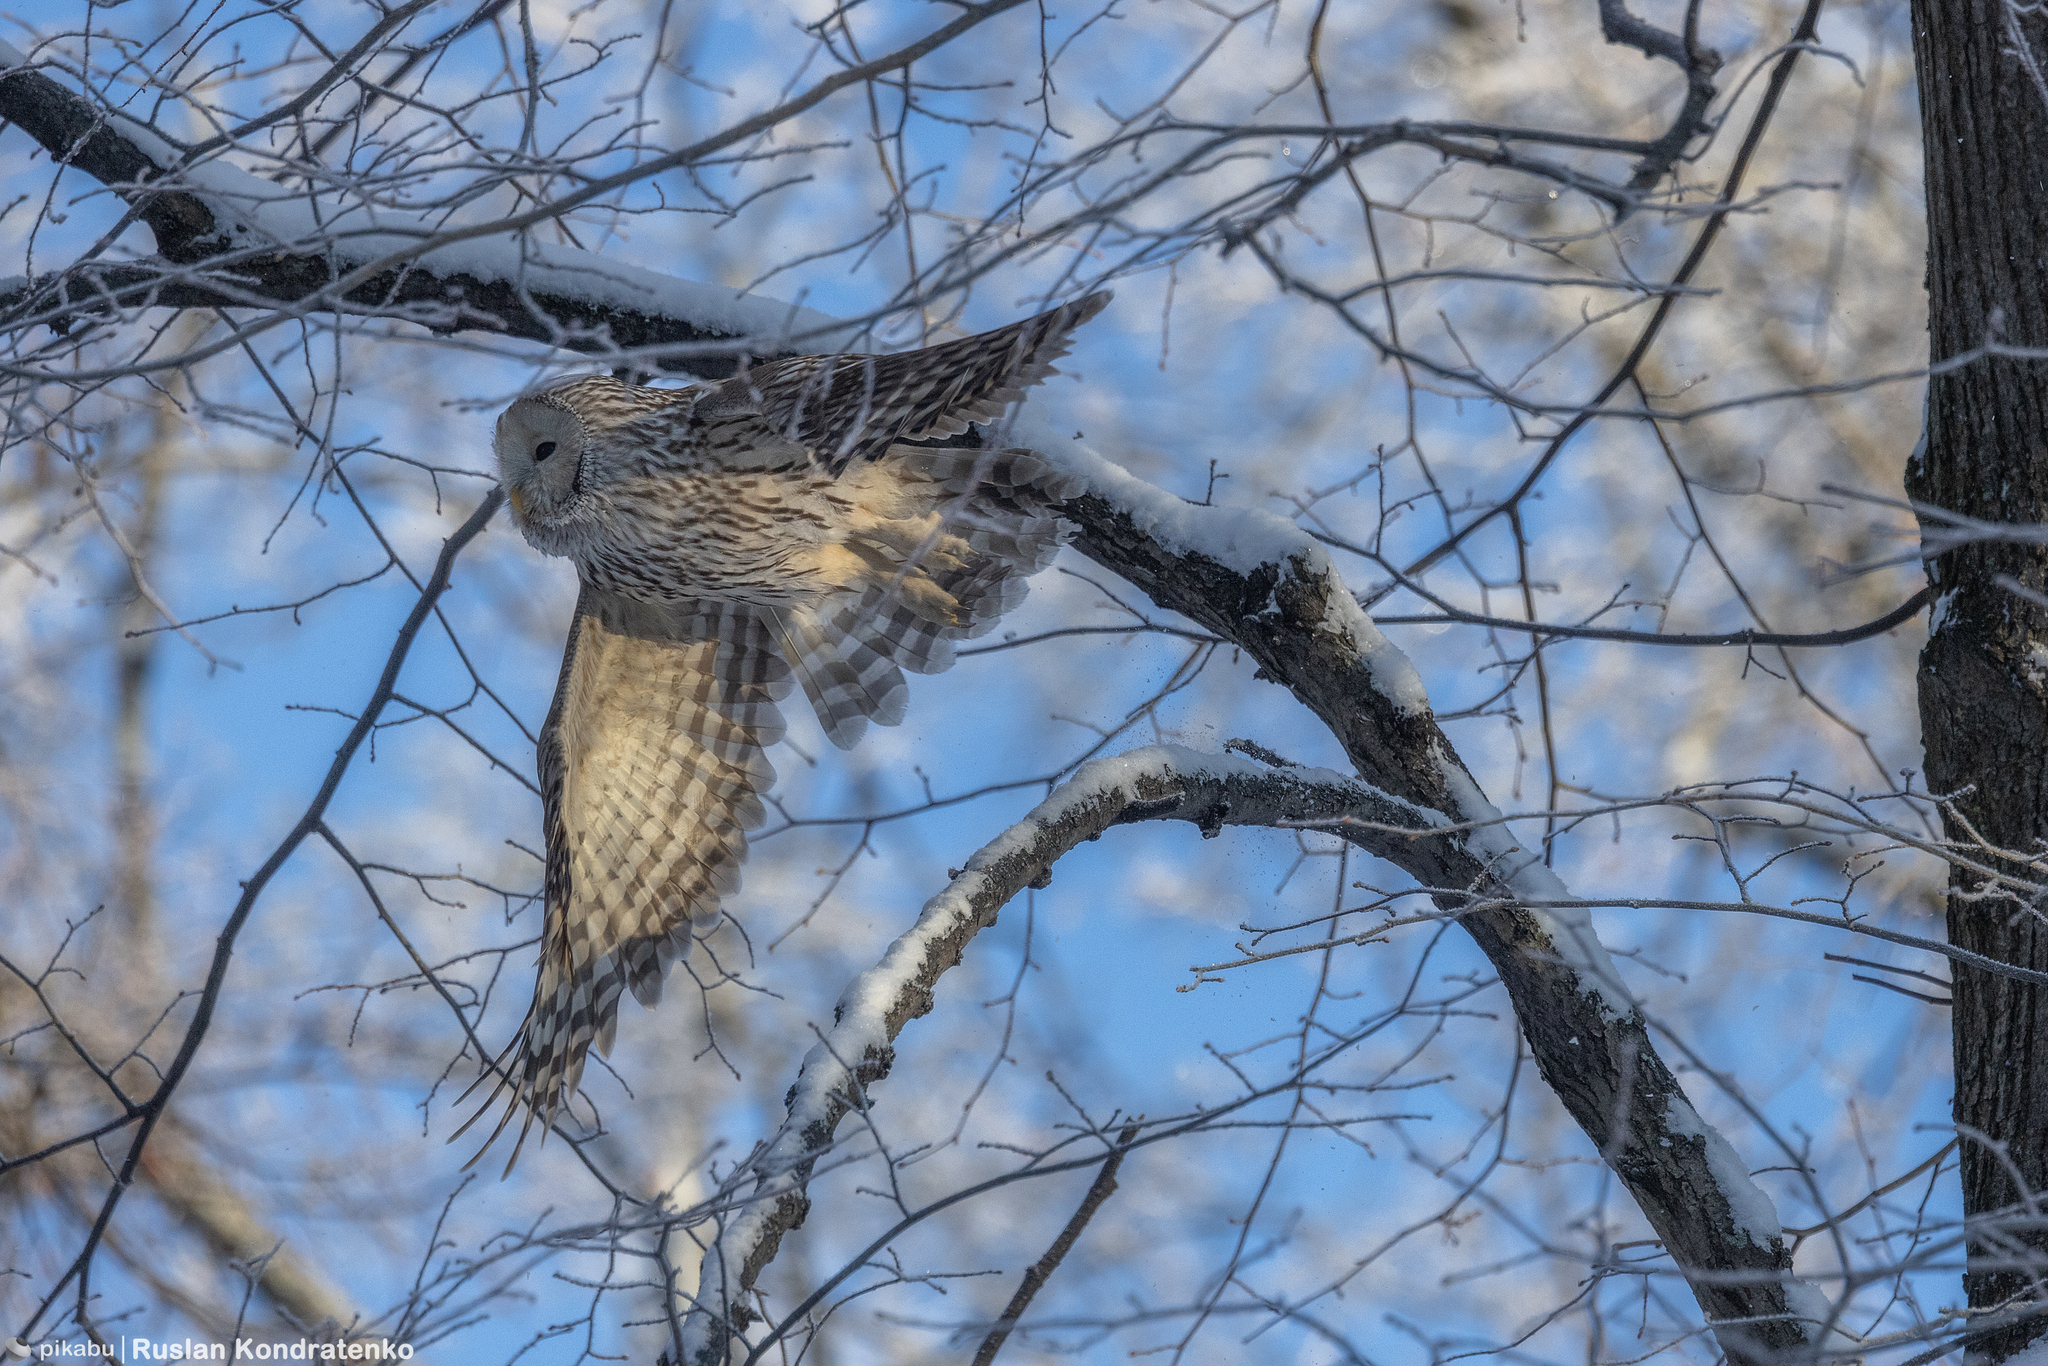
494, 393, 588, 529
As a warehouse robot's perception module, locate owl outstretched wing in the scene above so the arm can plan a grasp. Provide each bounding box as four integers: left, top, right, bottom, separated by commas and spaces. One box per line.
711, 291, 1111, 473
775, 444, 1084, 748
692, 298, 1106, 747
454, 587, 792, 1173
459, 447, 1083, 1170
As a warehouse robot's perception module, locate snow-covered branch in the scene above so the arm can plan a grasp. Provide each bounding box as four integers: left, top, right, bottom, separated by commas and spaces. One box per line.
677, 745, 1446, 1364
0, 37, 873, 376
1029, 417, 1828, 1364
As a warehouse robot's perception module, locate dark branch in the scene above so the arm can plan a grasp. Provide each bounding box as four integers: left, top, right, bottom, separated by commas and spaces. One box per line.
970, 1122, 1141, 1366
1374, 585, 1933, 648
0, 59, 220, 258
0, 255, 779, 380
1066, 494, 1814, 1365
0, 6, 1039, 376
1597, 0, 1723, 191
0, 53, 762, 366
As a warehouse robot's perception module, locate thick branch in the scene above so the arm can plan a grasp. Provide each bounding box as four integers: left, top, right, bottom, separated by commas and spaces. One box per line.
1908, 2, 2048, 1358
0, 55, 218, 257
0, 258, 779, 379
0, 45, 787, 376
1050, 440, 1819, 1364
677, 747, 1451, 1364
0, 10, 1029, 375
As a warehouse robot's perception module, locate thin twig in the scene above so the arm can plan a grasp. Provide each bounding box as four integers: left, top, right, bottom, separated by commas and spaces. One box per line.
970, 1120, 1141, 1366
22, 489, 503, 1341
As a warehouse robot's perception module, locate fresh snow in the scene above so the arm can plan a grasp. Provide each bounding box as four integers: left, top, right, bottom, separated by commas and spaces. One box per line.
1662, 1092, 1787, 1249
1010, 406, 1434, 715
0, 38, 853, 360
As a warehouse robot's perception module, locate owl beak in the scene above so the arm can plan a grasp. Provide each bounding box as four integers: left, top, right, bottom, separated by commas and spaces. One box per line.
506, 485, 527, 522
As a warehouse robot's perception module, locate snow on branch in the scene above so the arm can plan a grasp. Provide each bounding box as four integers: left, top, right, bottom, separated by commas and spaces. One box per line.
1010, 408, 1827, 1365
0, 38, 858, 375
678, 744, 1444, 1364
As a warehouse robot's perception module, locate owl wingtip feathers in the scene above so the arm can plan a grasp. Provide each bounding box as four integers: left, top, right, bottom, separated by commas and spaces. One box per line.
740, 289, 1113, 475
1068, 288, 1113, 322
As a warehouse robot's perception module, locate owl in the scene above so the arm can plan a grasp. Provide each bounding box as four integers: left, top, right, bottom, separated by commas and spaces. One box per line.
455, 292, 1112, 1170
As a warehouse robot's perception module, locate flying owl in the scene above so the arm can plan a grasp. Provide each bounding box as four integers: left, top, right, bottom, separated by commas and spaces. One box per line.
456, 292, 1111, 1170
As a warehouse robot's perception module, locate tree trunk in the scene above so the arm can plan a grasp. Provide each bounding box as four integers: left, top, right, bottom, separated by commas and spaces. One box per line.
1908, 4, 2048, 1360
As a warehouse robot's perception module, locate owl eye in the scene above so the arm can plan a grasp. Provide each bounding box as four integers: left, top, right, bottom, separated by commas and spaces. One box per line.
533, 440, 558, 462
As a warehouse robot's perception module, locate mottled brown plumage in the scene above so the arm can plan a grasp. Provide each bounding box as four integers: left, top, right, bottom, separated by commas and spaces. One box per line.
457, 293, 1109, 1171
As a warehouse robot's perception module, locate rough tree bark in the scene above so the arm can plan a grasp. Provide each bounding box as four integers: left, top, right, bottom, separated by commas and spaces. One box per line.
1908, 4, 2048, 1361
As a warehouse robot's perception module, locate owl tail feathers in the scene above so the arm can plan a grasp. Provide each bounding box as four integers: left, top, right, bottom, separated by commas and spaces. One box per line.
778, 447, 1083, 749
775, 606, 910, 750
911, 447, 1082, 577
448, 945, 632, 1178
447, 1025, 561, 1181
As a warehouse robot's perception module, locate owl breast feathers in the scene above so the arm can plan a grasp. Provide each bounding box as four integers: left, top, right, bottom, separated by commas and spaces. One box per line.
456, 292, 1110, 1171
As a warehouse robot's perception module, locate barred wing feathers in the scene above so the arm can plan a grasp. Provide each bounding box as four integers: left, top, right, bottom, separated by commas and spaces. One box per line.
717, 291, 1111, 473
456, 588, 791, 1173
779, 446, 1085, 749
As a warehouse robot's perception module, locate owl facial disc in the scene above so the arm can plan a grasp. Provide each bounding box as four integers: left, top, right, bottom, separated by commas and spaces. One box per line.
495, 396, 587, 527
